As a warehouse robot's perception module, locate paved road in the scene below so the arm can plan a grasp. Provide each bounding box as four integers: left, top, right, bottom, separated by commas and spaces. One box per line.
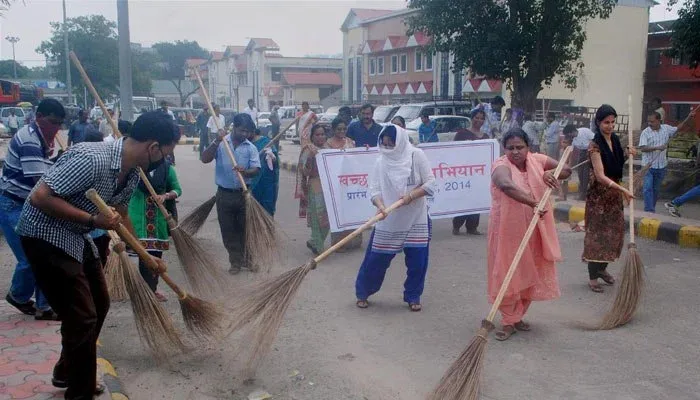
2, 144, 700, 400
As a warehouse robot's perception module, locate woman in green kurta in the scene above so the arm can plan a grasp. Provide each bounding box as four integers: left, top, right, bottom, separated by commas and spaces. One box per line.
128, 160, 182, 301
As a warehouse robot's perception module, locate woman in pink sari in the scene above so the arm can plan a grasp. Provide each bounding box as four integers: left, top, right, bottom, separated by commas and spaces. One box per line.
296, 101, 318, 147
488, 128, 571, 340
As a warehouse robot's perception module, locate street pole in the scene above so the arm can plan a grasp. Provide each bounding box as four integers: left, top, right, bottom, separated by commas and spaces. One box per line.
117, 0, 134, 121
5, 36, 20, 79
62, 0, 73, 105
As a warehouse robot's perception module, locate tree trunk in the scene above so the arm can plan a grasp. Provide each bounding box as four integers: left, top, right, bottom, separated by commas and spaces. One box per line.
510, 77, 542, 116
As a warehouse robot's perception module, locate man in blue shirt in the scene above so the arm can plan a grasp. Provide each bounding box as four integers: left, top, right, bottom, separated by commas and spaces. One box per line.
201, 113, 261, 273
67, 109, 90, 146
346, 103, 382, 148
418, 113, 438, 143
0, 99, 65, 321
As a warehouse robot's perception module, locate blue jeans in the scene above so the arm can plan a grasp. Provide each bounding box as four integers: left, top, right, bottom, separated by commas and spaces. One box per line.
0, 194, 50, 311
643, 168, 667, 212
672, 184, 700, 207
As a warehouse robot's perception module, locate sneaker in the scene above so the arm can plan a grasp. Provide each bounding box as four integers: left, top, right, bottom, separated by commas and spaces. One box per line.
35, 309, 61, 321
5, 293, 36, 315
664, 202, 681, 217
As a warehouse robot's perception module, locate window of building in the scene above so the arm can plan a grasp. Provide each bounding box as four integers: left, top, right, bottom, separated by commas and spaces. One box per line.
400, 54, 408, 73
425, 53, 433, 71
647, 50, 663, 68
415, 50, 423, 71
391, 55, 398, 74
377, 57, 385, 75
271, 67, 282, 82
237, 73, 248, 86
369, 58, 376, 76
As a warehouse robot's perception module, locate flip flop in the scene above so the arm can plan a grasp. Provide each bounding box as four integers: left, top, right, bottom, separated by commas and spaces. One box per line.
409, 303, 422, 312
598, 271, 615, 285
589, 282, 604, 293
514, 321, 531, 331
356, 299, 369, 309
494, 325, 516, 341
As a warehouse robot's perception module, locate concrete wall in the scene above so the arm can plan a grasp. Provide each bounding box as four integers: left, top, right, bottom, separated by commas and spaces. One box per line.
343, 27, 366, 103
293, 87, 320, 103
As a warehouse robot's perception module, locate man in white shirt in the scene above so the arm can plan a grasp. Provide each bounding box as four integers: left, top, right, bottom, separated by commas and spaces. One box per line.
160, 101, 175, 120
206, 104, 226, 141
99, 109, 115, 138
7, 109, 19, 135
243, 99, 258, 127
638, 110, 694, 212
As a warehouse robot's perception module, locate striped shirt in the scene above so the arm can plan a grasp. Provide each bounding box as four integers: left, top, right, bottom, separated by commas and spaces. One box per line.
0, 123, 52, 200
638, 124, 678, 169
17, 138, 140, 262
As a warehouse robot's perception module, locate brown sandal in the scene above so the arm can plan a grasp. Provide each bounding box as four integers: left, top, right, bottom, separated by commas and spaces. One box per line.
409, 303, 422, 312
494, 325, 516, 341
598, 271, 615, 285
356, 299, 369, 309
514, 321, 531, 331
589, 282, 604, 293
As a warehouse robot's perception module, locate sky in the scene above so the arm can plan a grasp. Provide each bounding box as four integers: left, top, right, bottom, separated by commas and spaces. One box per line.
0, 0, 687, 69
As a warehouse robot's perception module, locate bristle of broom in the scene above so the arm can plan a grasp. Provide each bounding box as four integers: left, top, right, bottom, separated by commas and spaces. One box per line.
170, 227, 227, 295
427, 321, 493, 400
179, 294, 225, 339
179, 195, 216, 236
633, 165, 651, 196
244, 193, 280, 271
118, 250, 186, 358
105, 249, 127, 302
597, 244, 645, 330
226, 261, 315, 371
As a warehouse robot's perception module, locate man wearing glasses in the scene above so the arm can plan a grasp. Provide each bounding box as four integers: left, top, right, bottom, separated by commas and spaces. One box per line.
201, 113, 260, 274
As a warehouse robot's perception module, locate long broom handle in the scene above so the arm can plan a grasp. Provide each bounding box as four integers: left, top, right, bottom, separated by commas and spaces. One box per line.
191, 69, 249, 191
313, 199, 406, 264
86, 189, 188, 299
628, 95, 636, 244
262, 119, 297, 151
136, 167, 178, 229
486, 146, 573, 322
55, 135, 67, 151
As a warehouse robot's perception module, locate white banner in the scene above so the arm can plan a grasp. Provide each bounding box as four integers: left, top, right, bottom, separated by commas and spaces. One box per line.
316, 139, 499, 232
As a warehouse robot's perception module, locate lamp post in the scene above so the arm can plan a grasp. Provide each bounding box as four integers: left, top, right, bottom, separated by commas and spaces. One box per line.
5, 36, 20, 79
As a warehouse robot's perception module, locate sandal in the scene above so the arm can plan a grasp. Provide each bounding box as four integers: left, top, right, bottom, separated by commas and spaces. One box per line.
356, 299, 369, 309
598, 271, 615, 285
306, 241, 319, 256
409, 303, 422, 312
588, 282, 604, 293
514, 321, 531, 331
494, 325, 516, 341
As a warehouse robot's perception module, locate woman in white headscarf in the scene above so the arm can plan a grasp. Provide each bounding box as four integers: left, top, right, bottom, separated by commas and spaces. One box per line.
355, 125, 436, 312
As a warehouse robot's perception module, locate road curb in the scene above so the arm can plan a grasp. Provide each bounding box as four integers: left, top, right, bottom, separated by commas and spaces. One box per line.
554, 202, 700, 248
97, 341, 129, 400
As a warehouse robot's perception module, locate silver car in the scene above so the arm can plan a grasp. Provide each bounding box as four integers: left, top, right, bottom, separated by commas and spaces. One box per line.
405, 115, 472, 144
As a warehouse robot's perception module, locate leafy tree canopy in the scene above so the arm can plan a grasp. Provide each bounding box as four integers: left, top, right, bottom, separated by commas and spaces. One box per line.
0, 60, 30, 79
407, 0, 616, 111
151, 40, 208, 106
666, 0, 700, 70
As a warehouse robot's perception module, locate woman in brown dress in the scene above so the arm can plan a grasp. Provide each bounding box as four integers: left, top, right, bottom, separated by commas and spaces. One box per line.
582, 104, 635, 293
452, 109, 488, 235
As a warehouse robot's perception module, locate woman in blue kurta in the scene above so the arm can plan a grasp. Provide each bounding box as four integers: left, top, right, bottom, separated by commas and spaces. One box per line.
355, 125, 436, 311
250, 129, 280, 216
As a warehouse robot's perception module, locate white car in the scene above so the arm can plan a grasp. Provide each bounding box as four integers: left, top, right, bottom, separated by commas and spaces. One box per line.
405, 115, 472, 144
285, 126, 299, 144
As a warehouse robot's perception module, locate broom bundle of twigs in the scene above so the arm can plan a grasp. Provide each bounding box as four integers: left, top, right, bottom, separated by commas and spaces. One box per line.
597, 96, 645, 330
106, 231, 186, 358
191, 68, 280, 268
225, 199, 407, 372
104, 238, 128, 301
87, 189, 225, 339
427, 146, 573, 400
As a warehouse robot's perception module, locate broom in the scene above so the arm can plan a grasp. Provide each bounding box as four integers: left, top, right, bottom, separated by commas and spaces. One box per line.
225, 198, 407, 372
106, 232, 186, 358
192, 68, 279, 269
427, 146, 573, 400
136, 167, 226, 295
104, 236, 128, 302
178, 119, 296, 238
597, 96, 645, 330
87, 189, 225, 339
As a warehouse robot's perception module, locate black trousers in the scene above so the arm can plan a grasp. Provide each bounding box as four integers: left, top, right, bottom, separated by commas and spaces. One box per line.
588, 262, 609, 280
452, 214, 480, 233
138, 250, 163, 292
21, 237, 109, 400
216, 187, 248, 269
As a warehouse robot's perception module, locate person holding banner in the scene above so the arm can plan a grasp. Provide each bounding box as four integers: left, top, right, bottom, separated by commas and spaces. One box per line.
355, 125, 436, 312
296, 124, 331, 254
488, 128, 571, 340
452, 108, 489, 235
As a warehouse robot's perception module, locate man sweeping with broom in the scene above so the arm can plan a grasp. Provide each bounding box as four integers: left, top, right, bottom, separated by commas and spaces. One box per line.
15, 111, 176, 399
201, 112, 261, 274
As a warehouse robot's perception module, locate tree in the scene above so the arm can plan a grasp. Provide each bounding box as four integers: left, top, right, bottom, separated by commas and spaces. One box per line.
26, 66, 50, 80
151, 40, 207, 106
407, 0, 616, 112
0, 60, 29, 78
666, 0, 700, 71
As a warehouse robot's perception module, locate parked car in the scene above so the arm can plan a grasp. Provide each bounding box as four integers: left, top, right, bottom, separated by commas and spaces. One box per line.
394, 101, 474, 123
257, 111, 272, 135
0, 107, 28, 130
405, 115, 472, 144
373, 105, 401, 123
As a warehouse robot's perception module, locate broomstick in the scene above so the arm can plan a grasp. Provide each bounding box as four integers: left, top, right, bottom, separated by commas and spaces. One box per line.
105, 231, 185, 358
428, 146, 573, 400
224, 198, 406, 373
192, 68, 279, 269
104, 233, 128, 302
136, 167, 226, 295
87, 189, 224, 339
597, 96, 645, 330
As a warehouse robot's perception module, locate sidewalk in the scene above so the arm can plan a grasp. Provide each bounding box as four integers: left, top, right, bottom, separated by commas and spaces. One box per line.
0, 300, 125, 400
